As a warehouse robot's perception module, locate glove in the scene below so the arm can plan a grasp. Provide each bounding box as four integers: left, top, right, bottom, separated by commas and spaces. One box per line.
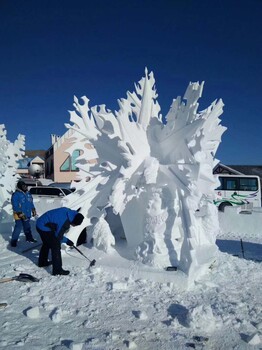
32, 208, 37, 217
17, 212, 27, 220
66, 239, 74, 247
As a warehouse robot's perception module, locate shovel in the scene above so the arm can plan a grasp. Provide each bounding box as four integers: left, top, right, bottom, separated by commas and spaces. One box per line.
72, 245, 96, 268
0, 273, 40, 284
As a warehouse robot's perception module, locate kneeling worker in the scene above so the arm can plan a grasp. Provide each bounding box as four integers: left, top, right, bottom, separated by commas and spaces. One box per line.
36, 207, 84, 276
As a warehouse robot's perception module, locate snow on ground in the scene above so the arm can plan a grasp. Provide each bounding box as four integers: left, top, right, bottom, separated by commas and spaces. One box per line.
1, 215, 262, 350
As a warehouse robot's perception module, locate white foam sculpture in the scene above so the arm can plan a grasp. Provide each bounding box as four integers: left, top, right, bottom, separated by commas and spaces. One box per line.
0, 124, 25, 221
63, 69, 226, 282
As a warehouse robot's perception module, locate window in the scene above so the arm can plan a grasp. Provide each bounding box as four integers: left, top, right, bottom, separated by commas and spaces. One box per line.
60, 150, 80, 172
43, 188, 63, 196
30, 188, 38, 195
239, 178, 258, 191
60, 157, 70, 171
61, 188, 72, 195
225, 179, 237, 190
71, 150, 80, 171
30, 187, 64, 197
217, 176, 259, 192
217, 177, 238, 190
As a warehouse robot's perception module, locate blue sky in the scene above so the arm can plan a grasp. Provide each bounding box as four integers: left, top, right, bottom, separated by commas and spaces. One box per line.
0, 0, 261, 165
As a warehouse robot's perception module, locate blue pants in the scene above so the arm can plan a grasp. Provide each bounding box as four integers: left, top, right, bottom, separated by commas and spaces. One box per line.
11, 219, 33, 242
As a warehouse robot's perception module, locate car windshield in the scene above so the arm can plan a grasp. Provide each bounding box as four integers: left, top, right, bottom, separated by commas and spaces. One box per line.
62, 188, 72, 195
30, 187, 72, 196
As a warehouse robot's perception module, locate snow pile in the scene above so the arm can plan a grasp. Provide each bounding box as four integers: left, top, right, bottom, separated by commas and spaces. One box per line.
62, 69, 226, 284
0, 124, 25, 223
219, 206, 262, 238
111, 281, 129, 291
50, 307, 64, 323
247, 334, 262, 346
88, 217, 115, 253
24, 306, 40, 319
1, 220, 262, 349
133, 310, 148, 320
187, 304, 220, 332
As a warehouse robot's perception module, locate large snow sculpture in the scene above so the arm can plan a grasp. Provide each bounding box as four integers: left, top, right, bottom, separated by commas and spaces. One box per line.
0, 124, 25, 222
63, 69, 226, 282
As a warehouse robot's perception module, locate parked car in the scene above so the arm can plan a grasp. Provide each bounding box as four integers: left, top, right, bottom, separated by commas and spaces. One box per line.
20, 178, 43, 188
29, 186, 72, 216
48, 182, 76, 192
29, 186, 72, 197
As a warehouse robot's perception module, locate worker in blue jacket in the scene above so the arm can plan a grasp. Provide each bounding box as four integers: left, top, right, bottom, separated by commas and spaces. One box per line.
10, 180, 37, 247
36, 207, 84, 275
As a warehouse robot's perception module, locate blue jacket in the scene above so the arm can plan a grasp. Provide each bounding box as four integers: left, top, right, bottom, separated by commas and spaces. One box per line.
36, 207, 79, 243
11, 189, 35, 220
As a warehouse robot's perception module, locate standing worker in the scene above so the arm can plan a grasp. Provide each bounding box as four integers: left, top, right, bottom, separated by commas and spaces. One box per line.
10, 180, 37, 247
36, 207, 84, 276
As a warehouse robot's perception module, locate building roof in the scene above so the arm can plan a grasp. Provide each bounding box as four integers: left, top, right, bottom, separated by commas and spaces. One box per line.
214, 163, 262, 180
25, 150, 46, 158
30, 156, 45, 164
17, 153, 45, 169
228, 165, 262, 178
213, 164, 242, 175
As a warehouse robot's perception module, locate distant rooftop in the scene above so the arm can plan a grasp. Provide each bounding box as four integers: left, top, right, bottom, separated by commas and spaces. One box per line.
214, 163, 262, 180
25, 150, 46, 158
17, 151, 45, 169
228, 165, 262, 178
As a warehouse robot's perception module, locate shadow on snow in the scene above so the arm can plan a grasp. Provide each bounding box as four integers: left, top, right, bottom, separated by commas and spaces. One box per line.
216, 239, 262, 263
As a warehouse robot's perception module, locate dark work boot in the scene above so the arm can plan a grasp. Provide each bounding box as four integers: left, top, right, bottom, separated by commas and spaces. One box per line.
52, 269, 70, 276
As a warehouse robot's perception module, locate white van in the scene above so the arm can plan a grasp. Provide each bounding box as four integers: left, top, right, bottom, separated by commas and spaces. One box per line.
29, 186, 72, 215
214, 174, 261, 211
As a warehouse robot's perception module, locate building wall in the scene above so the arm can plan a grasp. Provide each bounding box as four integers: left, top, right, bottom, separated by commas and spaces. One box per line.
53, 135, 79, 182
45, 129, 96, 183
17, 156, 45, 178
17, 169, 28, 176
45, 144, 54, 180
19, 127, 99, 183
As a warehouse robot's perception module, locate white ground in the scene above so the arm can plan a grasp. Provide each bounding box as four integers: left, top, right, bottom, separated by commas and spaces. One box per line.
1, 214, 262, 350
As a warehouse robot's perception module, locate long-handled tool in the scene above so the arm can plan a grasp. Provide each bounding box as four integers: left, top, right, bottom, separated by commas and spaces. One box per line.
73, 245, 96, 268
0, 273, 40, 284
240, 239, 245, 259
